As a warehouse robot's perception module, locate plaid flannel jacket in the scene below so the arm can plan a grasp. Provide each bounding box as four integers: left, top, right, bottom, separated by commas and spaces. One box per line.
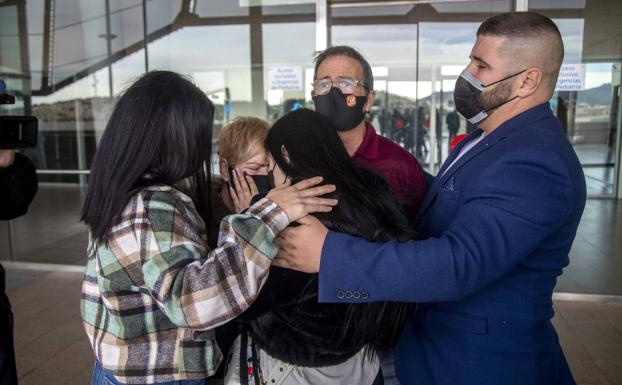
80, 184, 288, 384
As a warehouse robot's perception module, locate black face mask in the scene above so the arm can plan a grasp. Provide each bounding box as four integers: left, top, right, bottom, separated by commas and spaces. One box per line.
267, 162, 288, 189
313, 88, 367, 132
228, 167, 271, 196
250, 174, 271, 195
453, 68, 525, 124
267, 163, 304, 189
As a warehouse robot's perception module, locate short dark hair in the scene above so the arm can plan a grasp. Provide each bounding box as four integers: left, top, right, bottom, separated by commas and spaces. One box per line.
81, 71, 214, 242
478, 11, 561, 40
477, 12, 564, 92
477, 12, 563, 65
313, 45, 374, 90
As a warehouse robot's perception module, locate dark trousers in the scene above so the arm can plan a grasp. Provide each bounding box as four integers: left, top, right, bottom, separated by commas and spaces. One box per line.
0, 295, 18, 385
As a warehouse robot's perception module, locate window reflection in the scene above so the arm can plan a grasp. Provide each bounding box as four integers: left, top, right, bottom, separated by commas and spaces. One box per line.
145, 0, 182, 35
331, 1, 508, 172
0, 5, 21, 74
148, 24, 252, 138
195, 0, 249, 17
25, 1, 147, 180
530, 0, 622, 196
263, 22, 315, 122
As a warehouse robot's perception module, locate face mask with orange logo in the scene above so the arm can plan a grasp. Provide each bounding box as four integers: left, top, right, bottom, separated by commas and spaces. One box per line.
312, 88, 367, 132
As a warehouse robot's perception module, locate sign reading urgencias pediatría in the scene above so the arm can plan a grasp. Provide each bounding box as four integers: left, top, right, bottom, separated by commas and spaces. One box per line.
269, 67, 303, 91
555, 64, 586, 91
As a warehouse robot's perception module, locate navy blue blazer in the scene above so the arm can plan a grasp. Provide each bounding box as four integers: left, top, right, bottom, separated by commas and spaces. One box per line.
318, 104, 585, 385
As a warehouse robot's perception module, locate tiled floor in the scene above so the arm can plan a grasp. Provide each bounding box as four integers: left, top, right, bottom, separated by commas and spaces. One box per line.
8, 269, 93, 385
555, 199, 622, 295
5, 267, 622, 385
0, 185, 88, 265
553, 300, 622, 385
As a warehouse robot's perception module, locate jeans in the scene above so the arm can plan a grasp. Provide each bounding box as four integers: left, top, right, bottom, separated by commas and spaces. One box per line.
92, 361, 206, 385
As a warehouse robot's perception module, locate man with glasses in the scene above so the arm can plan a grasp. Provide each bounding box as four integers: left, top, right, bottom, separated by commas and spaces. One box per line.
311, 46, 427, 216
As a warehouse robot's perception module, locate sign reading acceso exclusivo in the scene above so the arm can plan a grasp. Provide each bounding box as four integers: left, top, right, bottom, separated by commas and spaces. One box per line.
269, 67, 303, 91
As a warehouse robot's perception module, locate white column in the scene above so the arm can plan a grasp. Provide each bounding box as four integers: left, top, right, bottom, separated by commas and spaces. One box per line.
316, 0, 328, 51
429, 66, 438, 174
515, 0, 528, 12
74, 99, 87, 187
616, 65, 622, 199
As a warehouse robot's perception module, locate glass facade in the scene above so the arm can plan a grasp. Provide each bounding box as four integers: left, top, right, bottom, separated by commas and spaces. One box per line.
528, 0, 622, 196
331, 1, 512, 173
0, 1, 621, 293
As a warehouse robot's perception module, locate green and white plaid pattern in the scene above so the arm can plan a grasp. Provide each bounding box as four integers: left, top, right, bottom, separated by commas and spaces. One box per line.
81, 185, 288, 384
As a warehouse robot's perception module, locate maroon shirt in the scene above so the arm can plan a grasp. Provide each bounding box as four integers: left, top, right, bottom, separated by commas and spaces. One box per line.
352, 122, 427, 216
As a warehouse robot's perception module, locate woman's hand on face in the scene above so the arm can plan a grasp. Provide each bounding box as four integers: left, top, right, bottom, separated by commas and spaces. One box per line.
229, 168, 259, 213
266, 176, 337, 223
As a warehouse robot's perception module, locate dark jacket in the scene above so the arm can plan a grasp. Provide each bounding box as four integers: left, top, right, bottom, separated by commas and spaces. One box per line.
237, 167, 416, 367
1, 152, 38, 306
319, 104, 585, 385
1, 152, 38, 385
0, 152, 38, 220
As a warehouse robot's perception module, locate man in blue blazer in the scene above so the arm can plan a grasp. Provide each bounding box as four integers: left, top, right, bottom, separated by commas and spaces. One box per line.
274, 12, 585, 385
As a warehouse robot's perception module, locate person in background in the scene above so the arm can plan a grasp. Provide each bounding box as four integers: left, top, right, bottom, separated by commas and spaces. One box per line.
215, 117, 271, 215
450, 120, 477, 151
0, 149, 38, 385
445, 103, 461, 146
391, 108, 407, 144
433, 108, 442, 165
178, 117, 271, 249
415, 106, 428, 160
276, 12, 585, 385
310, 45, 428, 384
80, 71, 336, 385
404, 108, 415, 153
209, 116, 272, 374
217, 117, 270, 213
556, 94, 569, 134
311, 45, 427, 217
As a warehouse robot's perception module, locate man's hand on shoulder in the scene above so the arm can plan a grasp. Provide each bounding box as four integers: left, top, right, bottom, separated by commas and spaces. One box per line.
0, 150, 16, 168
273, 215, 328, 273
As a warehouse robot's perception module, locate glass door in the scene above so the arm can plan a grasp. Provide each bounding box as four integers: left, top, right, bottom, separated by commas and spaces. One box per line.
329, 0, 511, 173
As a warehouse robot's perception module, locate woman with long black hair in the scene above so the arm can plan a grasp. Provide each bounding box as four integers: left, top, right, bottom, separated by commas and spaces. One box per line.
225, 108, 415, 385
79, 71, 336, 385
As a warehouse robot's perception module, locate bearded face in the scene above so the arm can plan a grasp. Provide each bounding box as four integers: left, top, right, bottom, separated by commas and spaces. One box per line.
478, 78, 514, 112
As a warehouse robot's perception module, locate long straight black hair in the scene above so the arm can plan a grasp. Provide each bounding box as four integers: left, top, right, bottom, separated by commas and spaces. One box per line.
81, 71, 214, 243
266, 108, 416, 352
